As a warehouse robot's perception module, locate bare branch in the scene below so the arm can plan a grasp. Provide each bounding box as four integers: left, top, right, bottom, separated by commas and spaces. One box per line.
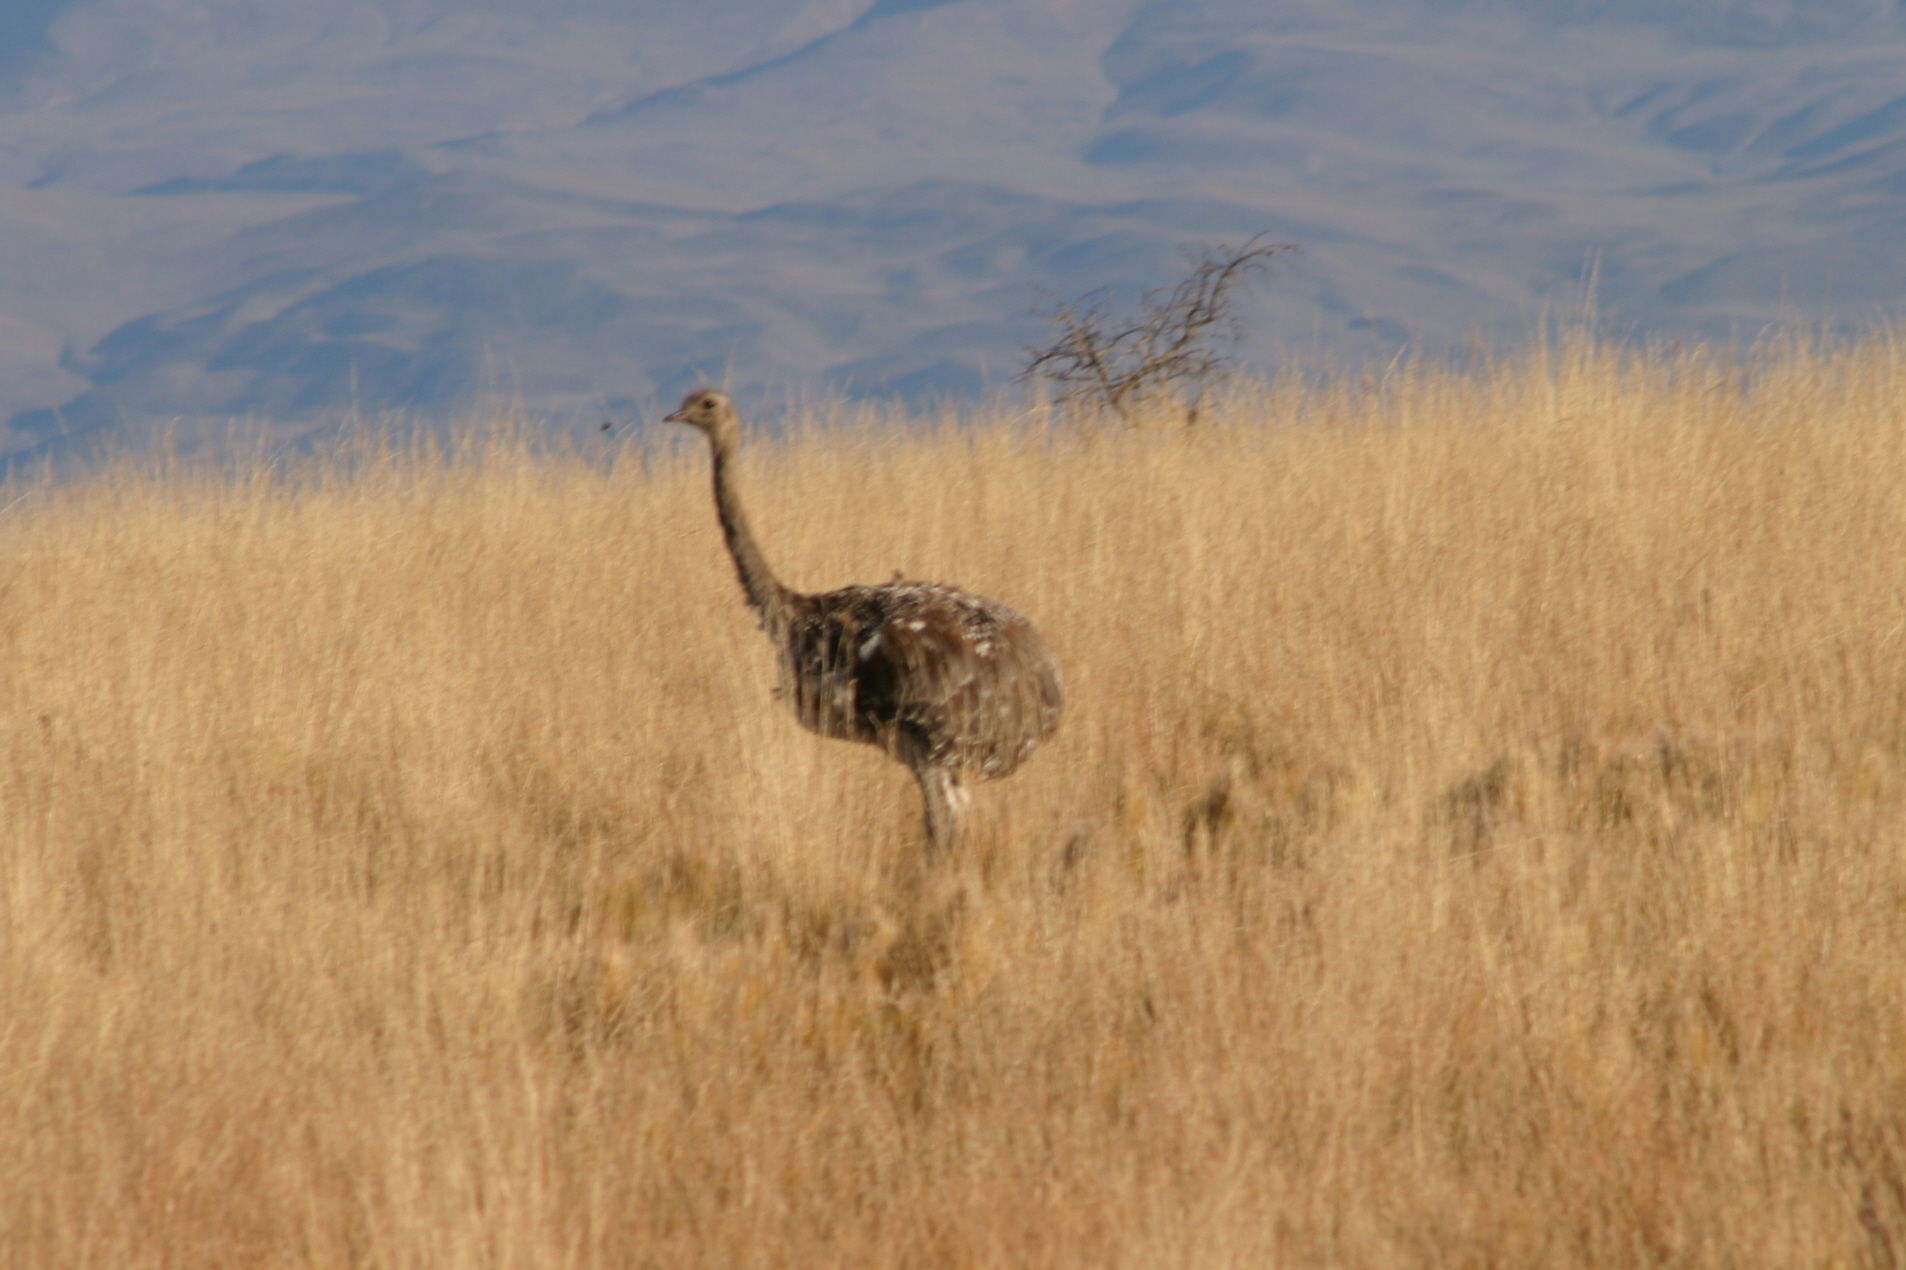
1022, 235, 1290, 426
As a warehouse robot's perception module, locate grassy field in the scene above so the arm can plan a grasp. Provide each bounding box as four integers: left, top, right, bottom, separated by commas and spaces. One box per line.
4, 336, 1906, 1267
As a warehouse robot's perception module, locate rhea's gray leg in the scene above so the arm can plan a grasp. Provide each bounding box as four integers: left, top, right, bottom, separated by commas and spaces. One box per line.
916, 765, 969, 857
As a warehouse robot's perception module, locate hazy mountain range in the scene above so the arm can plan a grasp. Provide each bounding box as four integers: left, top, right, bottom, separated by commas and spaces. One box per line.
2, 0, 1904, 458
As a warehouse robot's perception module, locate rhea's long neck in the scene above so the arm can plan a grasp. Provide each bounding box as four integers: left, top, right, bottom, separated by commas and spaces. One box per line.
707, 430, 794, 630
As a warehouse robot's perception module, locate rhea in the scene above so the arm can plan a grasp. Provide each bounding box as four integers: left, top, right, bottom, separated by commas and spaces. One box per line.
658, 389, 1062, 853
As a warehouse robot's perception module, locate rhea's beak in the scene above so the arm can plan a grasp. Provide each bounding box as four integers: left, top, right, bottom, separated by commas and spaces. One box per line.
662, 407, 687, 423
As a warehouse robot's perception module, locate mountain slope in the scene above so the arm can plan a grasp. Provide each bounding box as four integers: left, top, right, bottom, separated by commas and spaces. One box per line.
2, 0, 1904, 452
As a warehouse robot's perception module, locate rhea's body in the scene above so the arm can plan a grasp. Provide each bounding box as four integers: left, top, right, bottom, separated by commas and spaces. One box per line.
661, 389, 1062, 850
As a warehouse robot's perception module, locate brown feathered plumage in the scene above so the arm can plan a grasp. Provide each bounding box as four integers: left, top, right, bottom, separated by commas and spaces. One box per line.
661, 389, 1062, 851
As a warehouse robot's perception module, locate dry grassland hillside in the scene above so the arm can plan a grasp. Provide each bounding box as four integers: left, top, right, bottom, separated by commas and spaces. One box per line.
4, 337, 1906, 1267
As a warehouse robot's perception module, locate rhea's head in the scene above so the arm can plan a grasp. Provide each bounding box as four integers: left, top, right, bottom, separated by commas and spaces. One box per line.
663, 388, 740, 445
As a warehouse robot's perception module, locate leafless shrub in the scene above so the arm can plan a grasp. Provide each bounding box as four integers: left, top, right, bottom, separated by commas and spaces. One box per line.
1023, 234, 1289, 425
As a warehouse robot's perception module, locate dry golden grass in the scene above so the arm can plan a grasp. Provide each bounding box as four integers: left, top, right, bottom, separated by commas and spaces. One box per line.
5, 335, 1906, 1267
